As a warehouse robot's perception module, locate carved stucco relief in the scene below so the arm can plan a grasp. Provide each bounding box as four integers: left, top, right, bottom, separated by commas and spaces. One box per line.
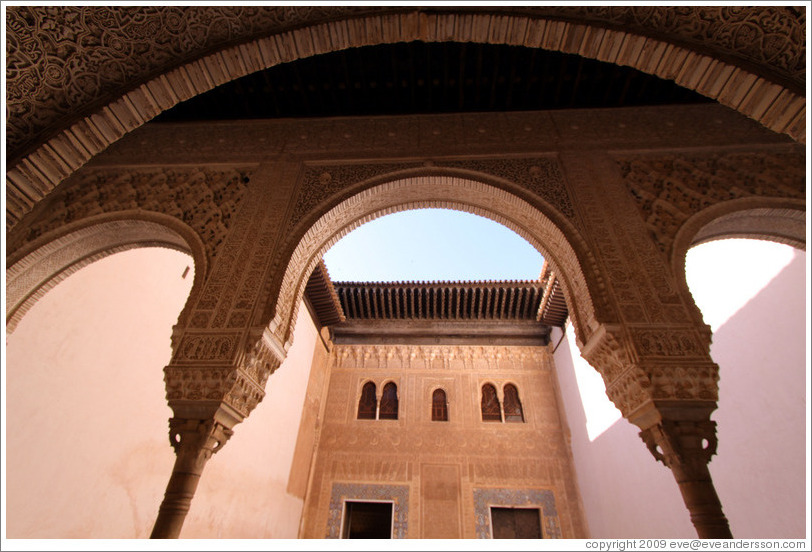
9, 166, 250, 268
7, 6, 803, 159
580, 324, 719, 416
619, 150, 806, 256
164, 328, 283, 421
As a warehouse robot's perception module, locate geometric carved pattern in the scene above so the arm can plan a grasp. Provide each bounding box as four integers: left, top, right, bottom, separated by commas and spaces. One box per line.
619, 150, 805, 254
289, 162, 420, 230
580, 324, 720, 415
5, 5, 367, 158
326, 483, 409, 538
441, 158, 575, 219
13, 166, 249, 265
472, 487, 560, 539
290, 157, 574, 235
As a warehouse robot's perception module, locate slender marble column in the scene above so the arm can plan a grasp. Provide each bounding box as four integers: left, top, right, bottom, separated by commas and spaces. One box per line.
150, 418, 233, 538
637, 407, 732, 539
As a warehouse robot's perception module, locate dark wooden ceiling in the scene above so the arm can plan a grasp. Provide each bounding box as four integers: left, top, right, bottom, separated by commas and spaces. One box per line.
155, 40, 711, 122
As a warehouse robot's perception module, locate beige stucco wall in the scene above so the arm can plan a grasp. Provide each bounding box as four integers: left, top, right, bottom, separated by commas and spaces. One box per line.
299, 342, 587, 539
552, 245, 807, 539
5, 248, 323, 538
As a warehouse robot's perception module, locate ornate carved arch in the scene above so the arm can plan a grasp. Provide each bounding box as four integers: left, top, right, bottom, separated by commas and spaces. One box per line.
7, 8, 805, 230
5, 214, 206, 334
268, 174, 602, 355
670, 197, 806, 327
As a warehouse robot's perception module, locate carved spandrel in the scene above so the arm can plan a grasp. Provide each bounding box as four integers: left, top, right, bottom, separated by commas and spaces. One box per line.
620, 150, 806, 255
11, 167, 250, 264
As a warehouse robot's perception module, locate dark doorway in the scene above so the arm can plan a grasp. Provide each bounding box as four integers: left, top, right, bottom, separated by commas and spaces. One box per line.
491, 507, 542, 538
342, 501, 393, 538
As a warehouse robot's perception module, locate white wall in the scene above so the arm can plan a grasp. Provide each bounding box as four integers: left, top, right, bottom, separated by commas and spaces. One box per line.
707, 248, 807, 538
552, 324, 694, 538
553, 243, 807, 538
4, 248, 322, 539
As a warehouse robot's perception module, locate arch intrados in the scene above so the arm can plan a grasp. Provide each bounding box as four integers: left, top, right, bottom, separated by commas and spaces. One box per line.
6, 215, 205, 334
671, 198, 806, 325
272, 175, 599, 351
8, 10, 803, 231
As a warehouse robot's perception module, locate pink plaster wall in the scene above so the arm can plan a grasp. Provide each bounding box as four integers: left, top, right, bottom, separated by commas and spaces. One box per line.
5, 248, 322, 538
5, 248, 191, 538
552, 246, 807, 538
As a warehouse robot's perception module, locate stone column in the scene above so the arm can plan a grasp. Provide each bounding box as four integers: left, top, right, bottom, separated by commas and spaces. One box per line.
150, 416, 234, 538
150, 328, 284, 538
150, 158, 302, 537
634, 402, 731, 539
581, 324, 732, 538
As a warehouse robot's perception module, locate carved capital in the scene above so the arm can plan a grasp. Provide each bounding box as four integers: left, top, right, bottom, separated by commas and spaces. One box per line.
168, 417, 234, 465
640, 418, 718, 472
579, 323, 720, 414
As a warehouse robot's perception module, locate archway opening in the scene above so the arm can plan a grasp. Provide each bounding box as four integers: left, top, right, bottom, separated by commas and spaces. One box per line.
684, 238, 806, 538
4, 248, 194, 538
322, 208, 544, 282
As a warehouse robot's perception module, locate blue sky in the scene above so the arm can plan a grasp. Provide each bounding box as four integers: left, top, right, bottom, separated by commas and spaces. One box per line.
322, 208, 544, 282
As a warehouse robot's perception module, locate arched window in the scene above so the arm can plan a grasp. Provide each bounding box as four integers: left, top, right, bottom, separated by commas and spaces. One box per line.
503, 383, 525, 423
432, 388, 448, 421
357, 381, 377, 420
481, 383, 502, 422
379, 382, 399, 420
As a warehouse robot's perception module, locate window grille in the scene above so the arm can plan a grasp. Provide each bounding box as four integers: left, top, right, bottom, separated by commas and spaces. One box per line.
379, 382, 399, 420
481, 383, 502, 422
432, 388, 448, 421
503, 383, 525, 423
357, 381, 377, 419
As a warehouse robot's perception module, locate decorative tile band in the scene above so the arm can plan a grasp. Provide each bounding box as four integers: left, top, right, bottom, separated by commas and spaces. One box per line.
473, 487, 561, 539
326, 482, 410, 539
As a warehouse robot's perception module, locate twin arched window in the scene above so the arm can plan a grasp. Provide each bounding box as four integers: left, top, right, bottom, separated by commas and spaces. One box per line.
358, 381, 523, 423
357, 381, 399, 420
481, 383, 524, 423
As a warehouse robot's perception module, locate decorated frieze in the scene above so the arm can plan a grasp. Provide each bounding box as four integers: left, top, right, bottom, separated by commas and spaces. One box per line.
174, 332, 241, 363
333, 343, 551, 372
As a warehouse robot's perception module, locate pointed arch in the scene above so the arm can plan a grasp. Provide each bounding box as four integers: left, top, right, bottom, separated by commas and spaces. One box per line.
379, 382, 399, 420
432, 388, 449, 422
503, 383, 525, 423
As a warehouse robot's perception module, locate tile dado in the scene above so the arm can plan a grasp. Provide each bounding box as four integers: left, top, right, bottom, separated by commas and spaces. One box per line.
473, 487, 561, 539
326, 482, 409, 539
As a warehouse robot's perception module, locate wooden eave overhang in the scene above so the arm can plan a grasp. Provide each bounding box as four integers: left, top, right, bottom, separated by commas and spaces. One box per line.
303, 262, 569, 346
